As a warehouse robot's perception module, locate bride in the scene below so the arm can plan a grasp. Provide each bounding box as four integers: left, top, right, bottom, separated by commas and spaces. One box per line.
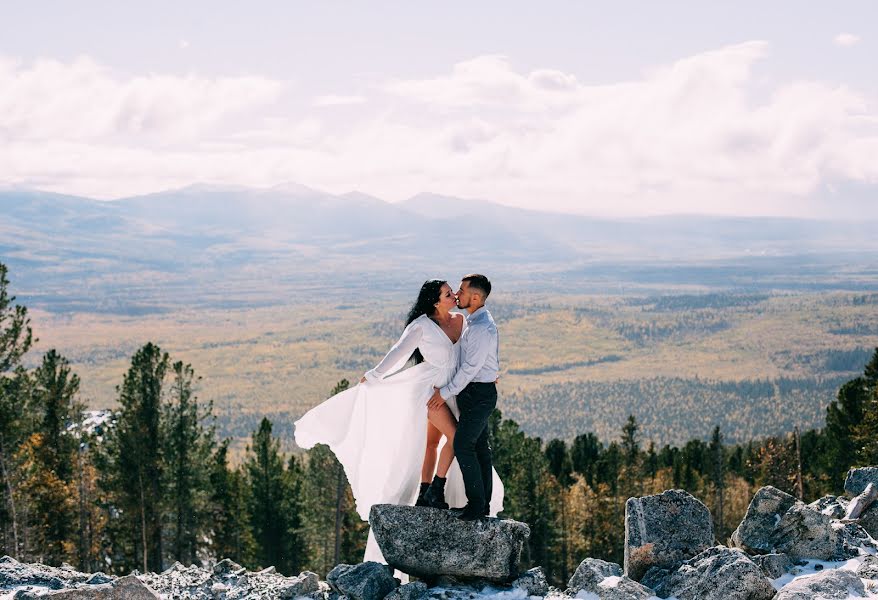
293, 279, 504, 563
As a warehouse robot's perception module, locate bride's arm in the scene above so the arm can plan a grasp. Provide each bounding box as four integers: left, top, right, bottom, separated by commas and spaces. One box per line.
362, 321, 423, 383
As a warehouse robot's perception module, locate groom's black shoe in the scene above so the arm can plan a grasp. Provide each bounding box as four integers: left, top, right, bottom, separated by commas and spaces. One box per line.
425, 475, 449, 509
453, 504, 484, 521
415, 482, 431, 507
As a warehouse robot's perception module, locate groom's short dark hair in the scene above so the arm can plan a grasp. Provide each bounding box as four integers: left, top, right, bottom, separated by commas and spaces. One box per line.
463, 274, 491, 299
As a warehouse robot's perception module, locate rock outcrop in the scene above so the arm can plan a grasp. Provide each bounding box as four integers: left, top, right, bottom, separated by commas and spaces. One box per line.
845, 467, 878, 497
774, 567, 867, 599
730, 486, 799, 554
369, 504, 530, 583
565, 559, 652, 599
38, 575, 160, 599
623, 489, 713, 582
644, 546, 775, 600
327, 562, 397, 600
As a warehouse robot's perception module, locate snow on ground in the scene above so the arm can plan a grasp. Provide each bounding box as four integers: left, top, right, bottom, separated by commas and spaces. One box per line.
771, 555, 878, 598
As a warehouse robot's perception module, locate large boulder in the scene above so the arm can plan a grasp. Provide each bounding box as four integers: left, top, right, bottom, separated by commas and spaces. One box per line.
511, 567, 549, 597
856, 503, 878, 539
327, 562, 398, 600
0, 556, 89, 591
566, 559, 651, 599
369, 504, 530, 583
751, 553, 793, 579
730, 486, 798, 554
384, 581, 429, 600
648, 546, 775, 600
774, 568, 867, 599
845, 467, 878, 497
773, 504, 873, 560
623, 490, 714, 582
857, 555, 878, 580
40, 575, 160, 599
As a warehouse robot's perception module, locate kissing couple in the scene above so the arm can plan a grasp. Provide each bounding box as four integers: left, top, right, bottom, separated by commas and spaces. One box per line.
295, 274, 504, 564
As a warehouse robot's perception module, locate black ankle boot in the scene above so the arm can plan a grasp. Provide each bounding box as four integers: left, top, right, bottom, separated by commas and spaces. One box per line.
416, 482, 430, 507
425, 475, 448, 509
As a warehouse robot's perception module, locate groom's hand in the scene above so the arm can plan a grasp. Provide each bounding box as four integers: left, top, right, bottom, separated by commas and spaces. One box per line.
427, 387, 445, 410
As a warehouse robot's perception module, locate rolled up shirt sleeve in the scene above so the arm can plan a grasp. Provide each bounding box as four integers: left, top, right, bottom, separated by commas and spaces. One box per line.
439, 324, 492, 400
364, 322, 422, 382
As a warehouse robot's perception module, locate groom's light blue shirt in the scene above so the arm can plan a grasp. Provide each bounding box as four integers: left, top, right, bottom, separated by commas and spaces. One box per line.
439, 306, 499, 400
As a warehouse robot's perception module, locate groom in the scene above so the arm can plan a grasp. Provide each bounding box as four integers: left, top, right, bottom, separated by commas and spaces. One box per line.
427, 274, 500, 521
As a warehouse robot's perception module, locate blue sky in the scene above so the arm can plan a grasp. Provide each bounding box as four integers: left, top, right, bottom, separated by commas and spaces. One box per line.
1, 1, 876, 217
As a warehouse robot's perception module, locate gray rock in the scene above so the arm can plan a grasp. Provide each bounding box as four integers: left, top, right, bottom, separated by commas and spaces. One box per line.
40, 575, 161, 599
730, 486, 799, 554
278, 571, 321, 599
774, 568, 867, 599
566, 559, 623, 594
623, 489, 714, 582
0, 556, 90, 590
773, 504, 874, 560
751, 553, 792, 579
512, 567, 548, 596
85, 573, 114, 585
369, 504, 530, 583
383, 581, 428, 600
651, 546, 775, 600
857, 503, 878, 539
856, 555, 878, 579
213, 559, 243, 576
326, 562, 397, 600
845, 467, 878, 497
807, 495, 850, 520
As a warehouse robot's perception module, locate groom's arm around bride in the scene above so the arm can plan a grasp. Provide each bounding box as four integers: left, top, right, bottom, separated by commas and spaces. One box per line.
428, 274, 499, 520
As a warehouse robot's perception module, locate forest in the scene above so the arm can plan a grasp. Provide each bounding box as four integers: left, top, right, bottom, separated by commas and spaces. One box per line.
2, 260, 878, 587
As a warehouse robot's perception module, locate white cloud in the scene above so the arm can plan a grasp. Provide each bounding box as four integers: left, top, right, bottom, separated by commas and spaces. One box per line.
834, 33, 861, 46
179, 39, 190, 50
1, 45, 877, 217
313, 94, 367, 107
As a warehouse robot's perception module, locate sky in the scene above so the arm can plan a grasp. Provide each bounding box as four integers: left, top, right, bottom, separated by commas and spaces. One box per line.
1, 1, 876, 217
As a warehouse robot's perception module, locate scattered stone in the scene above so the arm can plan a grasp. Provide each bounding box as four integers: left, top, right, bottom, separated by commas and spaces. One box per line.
650, 546, 775, 600
278, 571, 321, 599
751, 553, 793, 579
370, 504, 530, 583
730, 486, 799, 554
857, 503, 878, 539
384, 581, 429, 600
327, 562, 398, 600
212, 559, 243, 576
0, 556, 90, 590
511, 567, 548, 596
84, 573, 114, 585
807, 495, 849, 520
857, 555, 878, 580
845, 467, 878, 497
623, 489, 714, 582
40, 575, 160, 599
845, 483, 878, 520
566, 559, 623, 594
774, 567, 867, 599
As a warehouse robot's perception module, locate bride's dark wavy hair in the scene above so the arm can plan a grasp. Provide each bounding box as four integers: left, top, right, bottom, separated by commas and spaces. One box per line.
404, 279, 447, 364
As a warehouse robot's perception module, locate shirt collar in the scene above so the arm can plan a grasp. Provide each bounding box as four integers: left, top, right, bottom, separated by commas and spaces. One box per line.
467, 306, 487, 322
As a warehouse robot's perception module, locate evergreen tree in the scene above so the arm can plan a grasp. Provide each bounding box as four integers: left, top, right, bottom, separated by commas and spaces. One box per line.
824, 374, 870, 489
544, 439, 573, 487
708, 426, 726, 538
99, 343, 169, 573
20, 350, 83, 564
570, 432, 602, 488
208, 440, 255, 567
245, 418, 291, 572
852, 349, 878, 466
0, 263, 34, 558
163, 361, 215, 566
283, 454, 311, 574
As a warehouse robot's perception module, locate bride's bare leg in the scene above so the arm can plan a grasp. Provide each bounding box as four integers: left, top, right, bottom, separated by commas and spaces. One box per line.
421, 421, 442, 482
427, 404, 457, 477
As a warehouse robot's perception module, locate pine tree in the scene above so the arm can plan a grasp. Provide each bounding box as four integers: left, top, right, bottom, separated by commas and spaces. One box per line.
0, 263, 34, 558
570, 432, 602, 488
163, 361, 216, 566
283, 454, 310, 574
209, 440, 255, 567
20, 350, 83, 564
245, 418, 290, 572
708, 426, 726, 539
99, 343, 169, 573
544, 439, 573, 487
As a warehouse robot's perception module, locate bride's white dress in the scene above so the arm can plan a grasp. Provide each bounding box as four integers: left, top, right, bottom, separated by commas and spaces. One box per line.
294, 313, 505, 564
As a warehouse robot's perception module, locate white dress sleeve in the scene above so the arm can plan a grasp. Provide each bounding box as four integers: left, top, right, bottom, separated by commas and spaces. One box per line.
363, 320, 423, 382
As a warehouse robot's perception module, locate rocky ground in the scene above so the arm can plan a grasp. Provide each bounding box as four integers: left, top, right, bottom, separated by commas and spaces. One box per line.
6, 467, 878, 600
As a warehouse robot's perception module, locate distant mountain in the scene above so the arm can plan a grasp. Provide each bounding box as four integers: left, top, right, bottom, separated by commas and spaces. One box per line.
3, 184, 878, 312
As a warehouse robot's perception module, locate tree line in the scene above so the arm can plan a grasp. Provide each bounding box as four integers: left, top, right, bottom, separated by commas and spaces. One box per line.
2, 261, 876, 587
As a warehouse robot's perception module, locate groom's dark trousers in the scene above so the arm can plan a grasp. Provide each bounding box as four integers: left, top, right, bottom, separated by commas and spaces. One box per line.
453, 381, 497, 513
